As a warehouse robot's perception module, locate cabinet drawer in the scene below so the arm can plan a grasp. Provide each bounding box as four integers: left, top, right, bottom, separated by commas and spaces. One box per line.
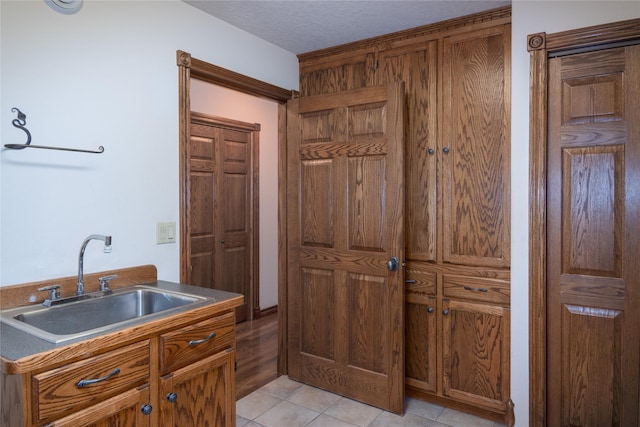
404, 268, 436, 303
32, 340, 150, 423
443, 275, 510, 305
160, 312, 235, 374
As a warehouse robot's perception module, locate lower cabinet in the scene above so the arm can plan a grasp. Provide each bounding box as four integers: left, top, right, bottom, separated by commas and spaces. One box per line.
1, 309, 237, 427
46, 385, 151, 427
159, 350, 235, 427
405, 263, 512, 423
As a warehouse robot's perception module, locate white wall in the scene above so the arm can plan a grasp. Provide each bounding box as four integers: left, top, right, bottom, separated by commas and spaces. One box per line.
190, 80, 279, 309
510, 1, 640, 425
0, 1, 298, 289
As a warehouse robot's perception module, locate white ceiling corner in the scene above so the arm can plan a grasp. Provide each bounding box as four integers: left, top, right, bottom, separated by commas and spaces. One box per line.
183, 0, 511, 55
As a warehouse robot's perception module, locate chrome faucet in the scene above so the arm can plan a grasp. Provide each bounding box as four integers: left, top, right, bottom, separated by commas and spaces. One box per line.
77, 234, 112, 295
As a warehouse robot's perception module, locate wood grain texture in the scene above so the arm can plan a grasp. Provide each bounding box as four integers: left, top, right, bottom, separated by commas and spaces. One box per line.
160, 312, 235, 374
442, 25, 510, 268
379, 41, 438, 262
159, 349, 235, 427
46, 385, 150, 427
546, 44, 640, 426
528, 18, 640, 426
442, 299, 509, 413
296, 10, 512, 422
235, 313, 278, 399
287, 83, 405, 414
32, 340, 149, 424
186, 113, 258, 322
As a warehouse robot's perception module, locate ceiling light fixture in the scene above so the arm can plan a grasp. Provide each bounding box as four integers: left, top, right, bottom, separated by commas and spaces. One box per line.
45, 0, 83, 15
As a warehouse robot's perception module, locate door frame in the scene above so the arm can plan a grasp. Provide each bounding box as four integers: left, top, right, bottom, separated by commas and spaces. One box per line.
527, 19, 640, 425
176, 51, 293, 334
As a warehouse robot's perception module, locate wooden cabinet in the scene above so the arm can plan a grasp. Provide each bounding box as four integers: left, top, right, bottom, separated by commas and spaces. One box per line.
159, 312, 236, 427
297, 6, 511, 423
31, 341, 150, 424
159, 349, 235, 427
45, 386, 151, 427
1, 308, 237, 427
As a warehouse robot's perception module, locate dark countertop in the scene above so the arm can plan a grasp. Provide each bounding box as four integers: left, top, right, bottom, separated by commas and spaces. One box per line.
0, 280, 242, 368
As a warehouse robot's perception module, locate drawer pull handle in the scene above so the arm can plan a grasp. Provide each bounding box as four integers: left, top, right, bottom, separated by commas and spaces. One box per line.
188, 331, 217, 347
463, 285, 488, 293
76, 368, 120, 388
405, 279, 417, 284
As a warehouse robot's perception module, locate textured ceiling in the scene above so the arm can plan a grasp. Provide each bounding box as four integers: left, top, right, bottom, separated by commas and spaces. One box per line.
183, 1, 511, 55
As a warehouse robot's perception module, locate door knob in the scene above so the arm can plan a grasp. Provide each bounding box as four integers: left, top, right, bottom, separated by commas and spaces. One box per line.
387, 257, 399, 272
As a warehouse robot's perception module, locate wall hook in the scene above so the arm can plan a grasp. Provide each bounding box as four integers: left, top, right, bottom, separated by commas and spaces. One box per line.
9, 107, 31, 149
5, 107, 104, 154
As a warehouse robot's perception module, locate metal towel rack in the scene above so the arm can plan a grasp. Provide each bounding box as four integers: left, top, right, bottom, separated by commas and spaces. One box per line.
4, 107, 104, 154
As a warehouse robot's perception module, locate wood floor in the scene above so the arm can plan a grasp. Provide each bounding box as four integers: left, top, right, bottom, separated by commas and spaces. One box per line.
235, 312, 279, 399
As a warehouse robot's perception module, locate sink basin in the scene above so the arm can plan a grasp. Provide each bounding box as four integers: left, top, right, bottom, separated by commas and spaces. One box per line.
0, 286, 207, 344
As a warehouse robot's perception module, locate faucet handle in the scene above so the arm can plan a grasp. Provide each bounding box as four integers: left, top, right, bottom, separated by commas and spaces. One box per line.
38, 284, 61, 303
98, 275, 118, 291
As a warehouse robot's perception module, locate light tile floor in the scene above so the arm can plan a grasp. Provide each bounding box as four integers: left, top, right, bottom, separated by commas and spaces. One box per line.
237, 376, 506, 427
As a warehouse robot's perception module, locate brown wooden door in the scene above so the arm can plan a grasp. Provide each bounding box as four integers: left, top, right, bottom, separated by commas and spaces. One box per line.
287, 83, 405, 413
547, 45, 640, 426
186, 113, 258, 322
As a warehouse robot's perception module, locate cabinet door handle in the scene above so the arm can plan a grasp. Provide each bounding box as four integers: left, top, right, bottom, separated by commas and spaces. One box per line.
427, 307, 434, 314
443, 309, 449, 316
188, 331, 217, 347
76, 368, 120, 388
443, 147, 450, 154
428, 148, 435, 155
167, 392, 178, 403
141, 404, 153, 416
405, 279, 417, 284
463, 285, 488, 293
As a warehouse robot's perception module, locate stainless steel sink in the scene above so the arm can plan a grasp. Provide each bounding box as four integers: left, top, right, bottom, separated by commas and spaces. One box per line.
0, 286, 207, 344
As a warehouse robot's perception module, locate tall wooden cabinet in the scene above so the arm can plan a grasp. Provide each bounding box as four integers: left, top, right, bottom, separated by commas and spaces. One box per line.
297, 7, 512, 423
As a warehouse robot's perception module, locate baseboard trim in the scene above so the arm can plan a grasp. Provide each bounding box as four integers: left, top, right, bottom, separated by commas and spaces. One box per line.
253, 305, 278, 319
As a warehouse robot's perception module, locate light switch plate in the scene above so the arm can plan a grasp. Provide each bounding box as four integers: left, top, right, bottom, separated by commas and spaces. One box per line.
156, 221, 176, 244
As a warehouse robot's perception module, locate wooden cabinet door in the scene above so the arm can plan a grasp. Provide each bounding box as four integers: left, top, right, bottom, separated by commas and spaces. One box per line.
159, 349, 235, 427
442, 299, 510, 413
378, 41, 439, 262
404, 265, 437, 393
299, 50, 376, 97
547, 45, 640, 426
47, 385, 151, 427
287, 83, 405, 413
441, 25, 511, 268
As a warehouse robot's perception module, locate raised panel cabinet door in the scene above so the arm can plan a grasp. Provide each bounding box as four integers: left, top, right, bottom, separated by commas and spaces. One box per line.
287, 83, 405, 413
441, 299, 510, 414
378, 41, 439, 262
441, 25, 511, 268
404, 265, 438, 393
46, 385, 151, 427
546, 45, 640, 426
159, 349, 235, 427
299, 50, 376, 97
